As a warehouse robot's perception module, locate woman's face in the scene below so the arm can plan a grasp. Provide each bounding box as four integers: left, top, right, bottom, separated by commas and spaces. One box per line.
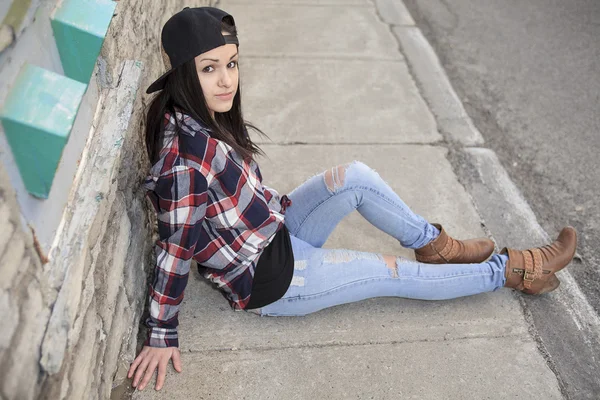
194, 42, 239, 117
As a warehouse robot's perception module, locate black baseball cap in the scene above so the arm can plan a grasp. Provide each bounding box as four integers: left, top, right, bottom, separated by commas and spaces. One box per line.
146, 7, 239, 94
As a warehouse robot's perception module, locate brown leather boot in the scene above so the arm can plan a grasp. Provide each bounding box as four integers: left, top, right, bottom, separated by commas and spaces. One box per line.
502, 227, 577, 295
415, 223, 495, 264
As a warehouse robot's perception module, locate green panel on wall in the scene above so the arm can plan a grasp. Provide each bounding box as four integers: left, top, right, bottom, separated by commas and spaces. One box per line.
0, 64, 86, 198
51, 0, 117, 84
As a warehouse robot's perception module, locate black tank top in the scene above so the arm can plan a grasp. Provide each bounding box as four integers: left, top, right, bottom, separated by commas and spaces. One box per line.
244, 223, 294, 309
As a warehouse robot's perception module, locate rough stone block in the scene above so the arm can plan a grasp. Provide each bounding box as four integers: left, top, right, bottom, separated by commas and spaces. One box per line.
51, 0, 117, 84
111, 309, 144, 397
87, 192, 111, 252
101, 202, 132, 329
0, 290, 19, 353
90, 197, 127, 337
1, 280, 50, 400
67, 255, 96, 351
66, 297, 100, 400
0, 232, 25, 290
99, 290, 131, 399
40, 244, 91, 375
0, 64, 86, 198
0, 202, 14, 256
122, 199, 151, 307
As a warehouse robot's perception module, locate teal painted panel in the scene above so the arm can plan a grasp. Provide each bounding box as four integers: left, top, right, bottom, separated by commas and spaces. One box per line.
51, 0, 117, 84
0, 64, 86, 198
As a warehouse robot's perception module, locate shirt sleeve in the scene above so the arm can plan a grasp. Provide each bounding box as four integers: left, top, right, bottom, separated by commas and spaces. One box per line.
144, 166, 208, 348
261, 183, 281, 204
252, 161, 283, 206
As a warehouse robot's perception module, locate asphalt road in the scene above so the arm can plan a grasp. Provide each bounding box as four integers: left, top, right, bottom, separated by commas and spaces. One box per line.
401, 0, 600, 315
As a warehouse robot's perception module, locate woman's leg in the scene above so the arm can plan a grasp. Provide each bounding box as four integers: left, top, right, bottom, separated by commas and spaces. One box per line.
284, 161, 439, 248
256, 235, 508, 316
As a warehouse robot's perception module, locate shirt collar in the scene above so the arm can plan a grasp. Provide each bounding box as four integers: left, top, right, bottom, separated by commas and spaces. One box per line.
167, 110, 213, 138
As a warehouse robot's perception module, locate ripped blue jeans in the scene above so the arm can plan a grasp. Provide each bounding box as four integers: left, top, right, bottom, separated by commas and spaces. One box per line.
254, 161, 508, 316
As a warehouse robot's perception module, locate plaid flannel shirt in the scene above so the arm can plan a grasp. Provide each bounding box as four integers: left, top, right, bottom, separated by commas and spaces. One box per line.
143, 112, 290, 348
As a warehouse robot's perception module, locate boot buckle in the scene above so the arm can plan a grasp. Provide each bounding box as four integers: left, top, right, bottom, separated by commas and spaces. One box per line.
524, 271, 536, 282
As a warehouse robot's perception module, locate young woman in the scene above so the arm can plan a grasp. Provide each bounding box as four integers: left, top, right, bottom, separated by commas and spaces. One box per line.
128, 6, 577, 392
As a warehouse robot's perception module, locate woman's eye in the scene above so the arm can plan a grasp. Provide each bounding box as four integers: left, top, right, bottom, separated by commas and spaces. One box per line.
202, 66, 214, 73
228, 61, 238, 68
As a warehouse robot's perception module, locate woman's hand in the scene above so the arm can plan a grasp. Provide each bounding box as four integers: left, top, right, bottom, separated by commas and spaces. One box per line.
128, 345, 183, 391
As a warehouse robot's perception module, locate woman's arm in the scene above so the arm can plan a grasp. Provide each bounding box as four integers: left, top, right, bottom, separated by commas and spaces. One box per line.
252, 161, 288, 209
146, 165, 208, 347
261, 183, 281, 202
129, 165, 208, 391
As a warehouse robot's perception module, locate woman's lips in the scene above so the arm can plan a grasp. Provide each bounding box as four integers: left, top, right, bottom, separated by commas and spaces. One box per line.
216, 92, 234, 101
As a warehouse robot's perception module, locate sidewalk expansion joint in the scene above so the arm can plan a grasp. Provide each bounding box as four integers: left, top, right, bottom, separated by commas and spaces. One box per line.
183, 332, 529, 355
371, 0, 484, 146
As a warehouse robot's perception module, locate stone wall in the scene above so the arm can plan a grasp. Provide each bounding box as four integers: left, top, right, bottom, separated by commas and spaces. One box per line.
0, 1, 212, 399
0, 159, 51, 400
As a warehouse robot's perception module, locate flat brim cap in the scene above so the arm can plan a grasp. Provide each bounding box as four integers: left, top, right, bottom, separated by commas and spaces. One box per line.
146, 7, 238, 94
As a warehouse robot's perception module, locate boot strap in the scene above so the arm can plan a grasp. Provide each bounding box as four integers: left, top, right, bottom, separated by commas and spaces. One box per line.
438, 237, 459, 263
522, 249, 543, 289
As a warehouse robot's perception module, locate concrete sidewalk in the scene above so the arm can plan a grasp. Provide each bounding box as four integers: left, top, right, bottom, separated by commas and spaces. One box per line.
133, 0, 562, 398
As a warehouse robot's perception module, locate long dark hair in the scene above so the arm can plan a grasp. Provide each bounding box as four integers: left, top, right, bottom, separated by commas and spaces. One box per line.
145, 21, 269, 165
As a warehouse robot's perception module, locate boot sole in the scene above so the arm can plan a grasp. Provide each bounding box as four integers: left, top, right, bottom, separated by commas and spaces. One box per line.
524, 274, 561, 295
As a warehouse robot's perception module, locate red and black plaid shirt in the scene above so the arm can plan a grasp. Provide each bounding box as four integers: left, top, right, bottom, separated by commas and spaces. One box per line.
143, 112, 290, 347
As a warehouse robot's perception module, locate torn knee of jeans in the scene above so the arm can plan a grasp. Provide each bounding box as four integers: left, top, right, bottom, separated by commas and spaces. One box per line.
323, 249, 384, 264
324, 162, 352, 193
323, 250, 400, 277
382, 254, 399, 278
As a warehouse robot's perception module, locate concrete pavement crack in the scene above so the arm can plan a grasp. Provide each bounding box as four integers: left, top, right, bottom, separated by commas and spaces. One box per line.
183, 332, 528, 355
517, 294, 571, 400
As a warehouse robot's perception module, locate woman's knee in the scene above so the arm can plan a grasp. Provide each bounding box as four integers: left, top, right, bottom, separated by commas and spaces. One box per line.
323, 161, 371, 192
324, 163, 349, 192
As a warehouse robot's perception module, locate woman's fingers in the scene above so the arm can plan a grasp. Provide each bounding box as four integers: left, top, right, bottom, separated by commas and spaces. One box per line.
132, 357, 150, 388
155, 359, 168, 391
129, 346, 182, 391
127, 352, 144, 379
172, 348, 183, 373
137, 360, 159, 391
154, 348, 182, 390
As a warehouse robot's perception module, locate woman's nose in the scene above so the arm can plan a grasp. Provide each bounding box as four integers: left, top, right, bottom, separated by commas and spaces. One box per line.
220, 69, 233, 87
